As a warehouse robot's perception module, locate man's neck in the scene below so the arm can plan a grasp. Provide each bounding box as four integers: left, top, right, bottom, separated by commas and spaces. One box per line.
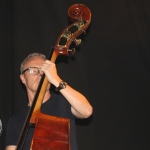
28, 90, 51, 106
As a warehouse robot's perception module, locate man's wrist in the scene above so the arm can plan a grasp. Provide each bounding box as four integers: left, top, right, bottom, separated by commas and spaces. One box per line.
55, 81, 67, 91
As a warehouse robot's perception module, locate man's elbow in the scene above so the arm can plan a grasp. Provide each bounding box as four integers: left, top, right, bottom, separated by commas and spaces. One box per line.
84, 105, 93, 118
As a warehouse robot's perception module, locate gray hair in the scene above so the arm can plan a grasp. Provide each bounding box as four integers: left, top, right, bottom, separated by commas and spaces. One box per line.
20, 53, 46, 73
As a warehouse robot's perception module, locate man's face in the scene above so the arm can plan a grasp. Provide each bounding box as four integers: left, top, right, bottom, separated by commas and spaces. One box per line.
20, 56, 49, 93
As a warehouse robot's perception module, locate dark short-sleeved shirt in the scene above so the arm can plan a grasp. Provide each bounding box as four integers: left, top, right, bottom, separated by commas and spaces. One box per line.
5, 94, 78, 150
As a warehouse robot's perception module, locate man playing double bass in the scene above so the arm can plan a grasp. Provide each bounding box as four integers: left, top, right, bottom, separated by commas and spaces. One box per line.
5, 53, 93, 150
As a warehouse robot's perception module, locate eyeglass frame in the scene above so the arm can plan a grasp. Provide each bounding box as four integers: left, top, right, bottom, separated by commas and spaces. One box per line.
21, 67, 42, 75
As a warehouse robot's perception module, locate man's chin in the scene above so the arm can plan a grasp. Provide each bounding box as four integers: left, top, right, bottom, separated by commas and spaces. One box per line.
32, 83, 50, 92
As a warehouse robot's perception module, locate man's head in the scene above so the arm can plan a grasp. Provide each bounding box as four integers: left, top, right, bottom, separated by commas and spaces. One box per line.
20, 53, 46, 73
20, 53, 50, 94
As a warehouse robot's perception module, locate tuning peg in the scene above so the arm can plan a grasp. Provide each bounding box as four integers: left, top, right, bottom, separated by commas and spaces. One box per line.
74, 39, 81, 45
82, 30, 86, 34
68, 48, 76, 55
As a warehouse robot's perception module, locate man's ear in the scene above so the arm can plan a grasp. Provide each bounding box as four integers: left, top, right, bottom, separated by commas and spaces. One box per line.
20, 74, 26, 84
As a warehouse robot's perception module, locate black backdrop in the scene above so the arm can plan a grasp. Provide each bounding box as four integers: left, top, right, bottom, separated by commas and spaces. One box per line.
0, 0, 150, 150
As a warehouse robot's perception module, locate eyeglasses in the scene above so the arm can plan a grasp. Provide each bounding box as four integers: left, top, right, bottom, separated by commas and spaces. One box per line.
22, 67, 43, 75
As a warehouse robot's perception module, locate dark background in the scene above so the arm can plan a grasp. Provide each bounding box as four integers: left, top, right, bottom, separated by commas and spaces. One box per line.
0, 0, 150, 149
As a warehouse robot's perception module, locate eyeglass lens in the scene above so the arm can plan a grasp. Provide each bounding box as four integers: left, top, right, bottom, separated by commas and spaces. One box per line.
29, 67, 40, 75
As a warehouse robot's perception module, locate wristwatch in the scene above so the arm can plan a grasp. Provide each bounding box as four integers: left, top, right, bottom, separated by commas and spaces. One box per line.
55, 81, 67, 91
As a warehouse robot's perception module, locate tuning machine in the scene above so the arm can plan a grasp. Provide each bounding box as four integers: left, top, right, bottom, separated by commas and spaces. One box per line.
68, 48, 76, 55
74, 39, 81, 45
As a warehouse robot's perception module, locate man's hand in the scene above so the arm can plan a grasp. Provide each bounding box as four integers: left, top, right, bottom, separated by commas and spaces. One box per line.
41, 60, 61, 87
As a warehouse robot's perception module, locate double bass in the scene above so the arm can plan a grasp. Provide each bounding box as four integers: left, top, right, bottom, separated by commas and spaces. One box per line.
16, 4, 91, 150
